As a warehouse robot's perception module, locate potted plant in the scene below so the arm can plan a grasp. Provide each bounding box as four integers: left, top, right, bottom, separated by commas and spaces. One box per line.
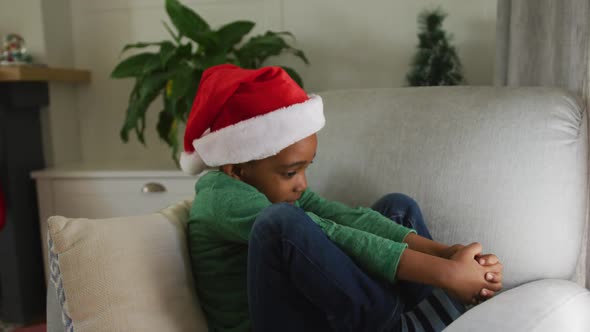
111, 0, 309, 164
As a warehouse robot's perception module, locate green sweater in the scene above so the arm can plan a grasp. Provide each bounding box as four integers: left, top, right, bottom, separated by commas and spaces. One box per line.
188, 171, 415, 332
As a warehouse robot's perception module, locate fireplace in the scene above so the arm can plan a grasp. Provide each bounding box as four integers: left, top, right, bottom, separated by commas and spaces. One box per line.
0, 81, 47, 323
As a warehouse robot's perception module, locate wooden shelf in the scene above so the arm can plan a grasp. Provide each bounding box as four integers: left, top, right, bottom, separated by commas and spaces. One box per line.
0, 65, 91, 83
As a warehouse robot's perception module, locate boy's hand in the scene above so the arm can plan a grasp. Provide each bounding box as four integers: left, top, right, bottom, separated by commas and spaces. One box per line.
474, 253, 503, 303
444, 243, 503, 305
440, 244, 465, 259
441, 244, 504, 303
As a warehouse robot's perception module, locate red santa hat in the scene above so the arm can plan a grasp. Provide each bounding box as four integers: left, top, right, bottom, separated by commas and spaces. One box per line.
180, 64, 324, 175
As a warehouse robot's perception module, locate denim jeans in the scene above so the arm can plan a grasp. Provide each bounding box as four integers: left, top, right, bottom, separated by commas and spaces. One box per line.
247, 193, 435, 332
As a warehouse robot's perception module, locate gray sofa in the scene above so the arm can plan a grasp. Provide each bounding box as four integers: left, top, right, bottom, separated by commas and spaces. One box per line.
48, 86, 590, 331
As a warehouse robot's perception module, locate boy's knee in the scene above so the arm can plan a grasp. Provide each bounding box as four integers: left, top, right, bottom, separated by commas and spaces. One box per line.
253, 203, 308, 235
375, 192, 432, 236
381, 193, 418, 209
257, 203, 305, 221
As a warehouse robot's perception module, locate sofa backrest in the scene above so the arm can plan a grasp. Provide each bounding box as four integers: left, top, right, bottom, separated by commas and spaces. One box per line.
308, 87, 587, 289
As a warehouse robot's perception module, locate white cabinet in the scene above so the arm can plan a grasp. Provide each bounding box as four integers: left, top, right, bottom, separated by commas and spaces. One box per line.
31, 164, 198, 280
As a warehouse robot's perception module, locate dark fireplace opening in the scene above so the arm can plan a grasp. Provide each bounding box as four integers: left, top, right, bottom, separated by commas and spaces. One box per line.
0, 82, 48, 324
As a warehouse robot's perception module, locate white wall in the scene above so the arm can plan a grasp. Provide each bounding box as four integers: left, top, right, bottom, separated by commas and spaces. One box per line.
0, 0, 46, 62
0, 0, 81, 166
40, 0, 82, 166
280, 0, 496, 89
36, 0, 497, 168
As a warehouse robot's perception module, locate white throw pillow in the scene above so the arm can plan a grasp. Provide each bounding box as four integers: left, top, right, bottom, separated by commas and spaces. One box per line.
47, 200, 208, 332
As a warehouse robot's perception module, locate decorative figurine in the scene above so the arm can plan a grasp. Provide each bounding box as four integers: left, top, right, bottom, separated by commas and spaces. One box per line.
0, 33, 33, 65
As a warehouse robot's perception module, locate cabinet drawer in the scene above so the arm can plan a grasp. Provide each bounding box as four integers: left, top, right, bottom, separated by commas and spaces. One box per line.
52, 178, 194, 194
51, 178, 196, 219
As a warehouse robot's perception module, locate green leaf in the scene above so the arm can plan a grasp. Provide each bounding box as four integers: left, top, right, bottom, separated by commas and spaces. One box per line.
177, 43, 193, 57
265, 32, 309, 64
180, 72, 201, 120
120, 104, 136, 142
137, 113, 147, 144
181, 96, 194, 121
164, 0, 219, 50
119, 74, 168, 145
187, 71, 201, 97
290, 49, 309, 65
217, 21, 255, 51
139, 72, 170, 98
194, 31, 221, 52
158, 100, 183, 166
237, 31, 308, 65
120, 83, 141, 142
225, 56, 241, 66
111, 53, 158, 78
274, 31, 296, 39
165, 0, 210, 42
121, 41, 166, 53
136, 89, 164, 144
197, 53, 228, 69
143, 55, 163, 74
162, 20, 181, 44
279, 66, 304, 88
164, 91, 178, 115
163, 43, 193, 74
168, 68, 193, 100
160, 41, 176, 66
235, 32, 292, 67
157, 109, 177, 146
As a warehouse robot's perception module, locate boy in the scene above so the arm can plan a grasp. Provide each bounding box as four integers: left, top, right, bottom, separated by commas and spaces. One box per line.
181, 64, 503, 331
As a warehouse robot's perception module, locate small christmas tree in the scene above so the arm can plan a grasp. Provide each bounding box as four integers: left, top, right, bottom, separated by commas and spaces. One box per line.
406, 8, 464, 86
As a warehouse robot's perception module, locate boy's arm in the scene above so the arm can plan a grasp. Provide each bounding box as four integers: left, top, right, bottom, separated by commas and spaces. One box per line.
320, 215, 504, 304
311, 213, 409, 283
299, 190, 414, 243
403, 232, 455, 258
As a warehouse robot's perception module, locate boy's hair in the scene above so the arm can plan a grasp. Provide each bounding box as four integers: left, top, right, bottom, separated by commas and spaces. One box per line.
180, 64, 324, 175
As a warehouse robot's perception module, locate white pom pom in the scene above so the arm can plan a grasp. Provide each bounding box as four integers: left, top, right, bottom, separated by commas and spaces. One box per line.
180, 151, 208, 175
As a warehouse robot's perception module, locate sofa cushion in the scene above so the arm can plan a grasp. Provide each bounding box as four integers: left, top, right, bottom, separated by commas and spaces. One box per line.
47, 200, 208, 332
444, 279, 590, 332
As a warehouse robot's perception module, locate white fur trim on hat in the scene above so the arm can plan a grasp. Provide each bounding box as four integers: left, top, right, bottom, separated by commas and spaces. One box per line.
191, 94, 324, 169
180, 150, 209, 175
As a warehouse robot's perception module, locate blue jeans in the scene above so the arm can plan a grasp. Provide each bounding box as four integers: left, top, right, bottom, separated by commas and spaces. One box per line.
247, 193, 435, 332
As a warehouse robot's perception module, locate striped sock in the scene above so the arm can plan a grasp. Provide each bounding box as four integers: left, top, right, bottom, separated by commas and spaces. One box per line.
399, 288, 466, 332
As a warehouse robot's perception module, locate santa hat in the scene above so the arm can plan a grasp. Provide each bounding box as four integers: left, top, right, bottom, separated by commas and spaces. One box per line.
180, 64, 324, 175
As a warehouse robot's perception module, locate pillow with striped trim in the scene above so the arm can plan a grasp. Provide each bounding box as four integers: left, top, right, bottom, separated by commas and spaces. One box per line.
46, 200, 208, 332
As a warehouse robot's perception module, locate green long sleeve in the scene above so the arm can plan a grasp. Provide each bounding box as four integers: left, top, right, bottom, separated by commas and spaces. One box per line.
306, 212, 408, 283
299, 189, 415, 244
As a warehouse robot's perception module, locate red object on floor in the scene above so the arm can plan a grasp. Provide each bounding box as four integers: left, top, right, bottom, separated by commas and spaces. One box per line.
13, 323, 46, 332
0, 183, 5, 231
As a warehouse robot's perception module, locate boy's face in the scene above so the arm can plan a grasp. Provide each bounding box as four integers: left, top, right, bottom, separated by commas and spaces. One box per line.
228, 134, 318, 204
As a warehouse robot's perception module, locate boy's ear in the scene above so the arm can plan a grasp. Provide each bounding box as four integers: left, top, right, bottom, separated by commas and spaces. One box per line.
221, 164, 243, 180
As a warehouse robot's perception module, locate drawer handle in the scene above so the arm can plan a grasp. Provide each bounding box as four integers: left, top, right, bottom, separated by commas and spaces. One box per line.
141, 182, 167, 193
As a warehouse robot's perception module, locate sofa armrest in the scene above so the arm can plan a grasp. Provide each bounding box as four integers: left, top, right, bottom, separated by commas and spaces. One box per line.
444, 279, 590, 332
